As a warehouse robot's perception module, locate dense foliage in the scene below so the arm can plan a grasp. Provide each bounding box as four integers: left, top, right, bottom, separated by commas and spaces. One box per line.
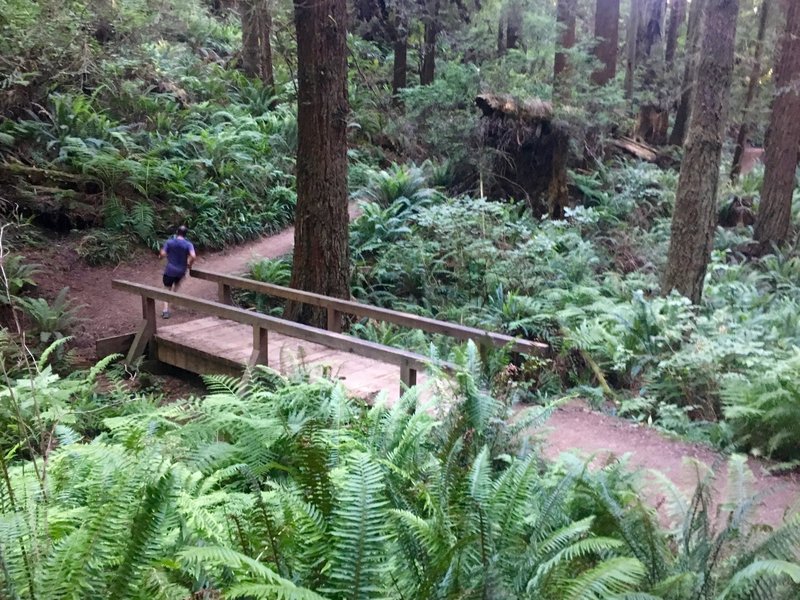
0, 353, 799, 599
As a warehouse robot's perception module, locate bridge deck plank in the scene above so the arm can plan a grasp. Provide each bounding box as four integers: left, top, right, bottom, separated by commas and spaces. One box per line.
155, 317, 425, 401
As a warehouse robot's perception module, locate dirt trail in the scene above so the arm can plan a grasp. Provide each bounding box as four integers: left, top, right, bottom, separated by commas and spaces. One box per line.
35, 206, 356, 348
30, 207, 800, 528
539, 401, 799, 527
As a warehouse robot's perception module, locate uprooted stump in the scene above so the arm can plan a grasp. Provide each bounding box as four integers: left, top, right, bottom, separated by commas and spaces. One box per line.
475, 94, 569, 219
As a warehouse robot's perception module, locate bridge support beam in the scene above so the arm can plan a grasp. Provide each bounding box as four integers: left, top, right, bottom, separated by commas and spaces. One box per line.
248, 325, 269, 367
400, 363, 417, 395
125, 297, 157, 367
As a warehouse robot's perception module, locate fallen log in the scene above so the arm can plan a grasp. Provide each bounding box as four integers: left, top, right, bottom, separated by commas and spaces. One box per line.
610, 137, 659, 162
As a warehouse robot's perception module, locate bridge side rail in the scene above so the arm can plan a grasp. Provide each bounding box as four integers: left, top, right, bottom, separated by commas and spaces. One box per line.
189, 268, 547, 356
112, 280, 452, 392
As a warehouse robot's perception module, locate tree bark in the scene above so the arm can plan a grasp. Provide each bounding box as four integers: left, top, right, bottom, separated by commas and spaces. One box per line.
624, 0, 639, 99
506, 0, 522, 50
634, 0, 668, 145
669, 0, 707, 145
665, 0, 685, 67
285, 0, 350, 327
662, 0, 739, 304
421, 2, 439, 85
392, 35, 408, 101
241, 0, 275, 94
754, 0, 800, 246
730, 0, 771, 181
554, 0, 577, 95
592, 0, 620, 85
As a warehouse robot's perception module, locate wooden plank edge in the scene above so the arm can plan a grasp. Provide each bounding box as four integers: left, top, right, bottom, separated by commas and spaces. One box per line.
95, 332, 136, 359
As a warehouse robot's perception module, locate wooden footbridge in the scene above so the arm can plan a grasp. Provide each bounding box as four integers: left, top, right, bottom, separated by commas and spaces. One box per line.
105, 269, 547, 400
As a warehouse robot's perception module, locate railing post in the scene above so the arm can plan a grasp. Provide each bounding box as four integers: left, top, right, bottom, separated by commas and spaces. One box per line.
218, 282, 232, 305
125, 296, 157, 367
400, 363, 417, 395
327, 307, 341, 333
248, 325, 269, 368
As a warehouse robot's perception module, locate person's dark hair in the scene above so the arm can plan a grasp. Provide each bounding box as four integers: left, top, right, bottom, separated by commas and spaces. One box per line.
176, 225, 189, 237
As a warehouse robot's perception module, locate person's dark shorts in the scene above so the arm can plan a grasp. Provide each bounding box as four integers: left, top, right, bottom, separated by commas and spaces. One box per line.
163, 273, 184, 287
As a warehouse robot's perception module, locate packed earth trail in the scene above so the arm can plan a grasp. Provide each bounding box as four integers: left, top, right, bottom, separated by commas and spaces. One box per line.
33, 209, 800, 528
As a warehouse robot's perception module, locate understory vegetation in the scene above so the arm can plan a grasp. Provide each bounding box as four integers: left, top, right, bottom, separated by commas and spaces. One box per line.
343, 161, 800, 463
1, 354, 800, 599
3, 0, 800, 595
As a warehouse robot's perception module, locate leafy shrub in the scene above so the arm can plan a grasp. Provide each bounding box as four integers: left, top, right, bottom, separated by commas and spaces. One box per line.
0, 253, 39, 304
235, 257, 292, 314
75, 229, 136, 265
17, 287, 82, 344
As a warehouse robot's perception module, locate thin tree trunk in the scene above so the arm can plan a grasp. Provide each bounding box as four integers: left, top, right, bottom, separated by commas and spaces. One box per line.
554, 0, 577, 95
634, 0, 668, 145
548, 128, 570, 219
754, 0, 800, 246
506, 0, 522, 50
730, 0, 771, 181
285, 0, 350, 327
392, 35, 408, 102
498, 15, 507, 56
592, 0, 620, 86
665, 0, 685, 67
669, 0, 707, 145
241, 0, 275, 94
662, 0, 739, 304
421, 2, 439, 85
624, 0, 640, 100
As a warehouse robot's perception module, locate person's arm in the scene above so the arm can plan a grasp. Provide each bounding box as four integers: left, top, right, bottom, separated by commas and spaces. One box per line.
159, 239, 169, 259
187, 244, 196, 269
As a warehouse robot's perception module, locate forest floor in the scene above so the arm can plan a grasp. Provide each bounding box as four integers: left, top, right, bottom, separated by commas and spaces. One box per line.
28, 207, 800, 527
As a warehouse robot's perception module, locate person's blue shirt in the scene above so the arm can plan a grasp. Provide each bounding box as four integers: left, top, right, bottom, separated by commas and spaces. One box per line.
163, 237, 195, 277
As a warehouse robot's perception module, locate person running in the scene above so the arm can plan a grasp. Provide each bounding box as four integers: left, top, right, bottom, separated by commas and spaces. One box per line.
159, 225, 196, 318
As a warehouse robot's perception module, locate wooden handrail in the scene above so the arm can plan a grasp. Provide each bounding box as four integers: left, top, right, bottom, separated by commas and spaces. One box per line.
112, 280, 454, 383
189, 268, 548, 355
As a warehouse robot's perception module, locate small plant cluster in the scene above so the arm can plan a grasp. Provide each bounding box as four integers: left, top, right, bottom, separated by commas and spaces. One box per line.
1, 225, 81, 367
1, 0, 297, 259
349, 161, 800, 463
1, 347, 799, 599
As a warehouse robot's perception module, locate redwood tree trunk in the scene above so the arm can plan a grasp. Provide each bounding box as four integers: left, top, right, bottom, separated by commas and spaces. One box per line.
285, 0, 350, 327
241, 0, 275, 94
591, 0, 620, 85
421, 3, 439, 85
665, 0, 685, 66
662, 0, 739, 304
669, 0, 707, 145
634, 0, 668, 145
554, 0, 577, 92
506, 0, 522, 50
624, 0, 639, 99
754, 0, 800, 246
730, 0, 771, 181
392, 36, 408, 99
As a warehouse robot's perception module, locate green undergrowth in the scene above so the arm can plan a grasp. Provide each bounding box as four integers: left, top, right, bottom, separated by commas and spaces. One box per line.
347, 161, 800, 463
1, 0, 297, 254
0, 341, 799, 599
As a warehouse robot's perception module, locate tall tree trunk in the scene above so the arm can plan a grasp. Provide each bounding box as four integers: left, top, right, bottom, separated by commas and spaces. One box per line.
624, 0, 639, 99
506, 0, 522, 50
392, 36, 408, 100
498, 15, 507, 56
592, 0, 620, 86
241, 0, 275, 94
554, 0, 577, 95
662, 0, 739, 304
730, 0, 771, 180
669, 0, 707, 145
754, 0, 800, 246
421, 2, 439, 85
664, 0, 685, 67
285, 0, 350, 327
634, 0, 668, 145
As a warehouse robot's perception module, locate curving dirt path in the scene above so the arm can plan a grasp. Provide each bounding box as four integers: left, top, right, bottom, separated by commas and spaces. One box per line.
28, 207, 800, 528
